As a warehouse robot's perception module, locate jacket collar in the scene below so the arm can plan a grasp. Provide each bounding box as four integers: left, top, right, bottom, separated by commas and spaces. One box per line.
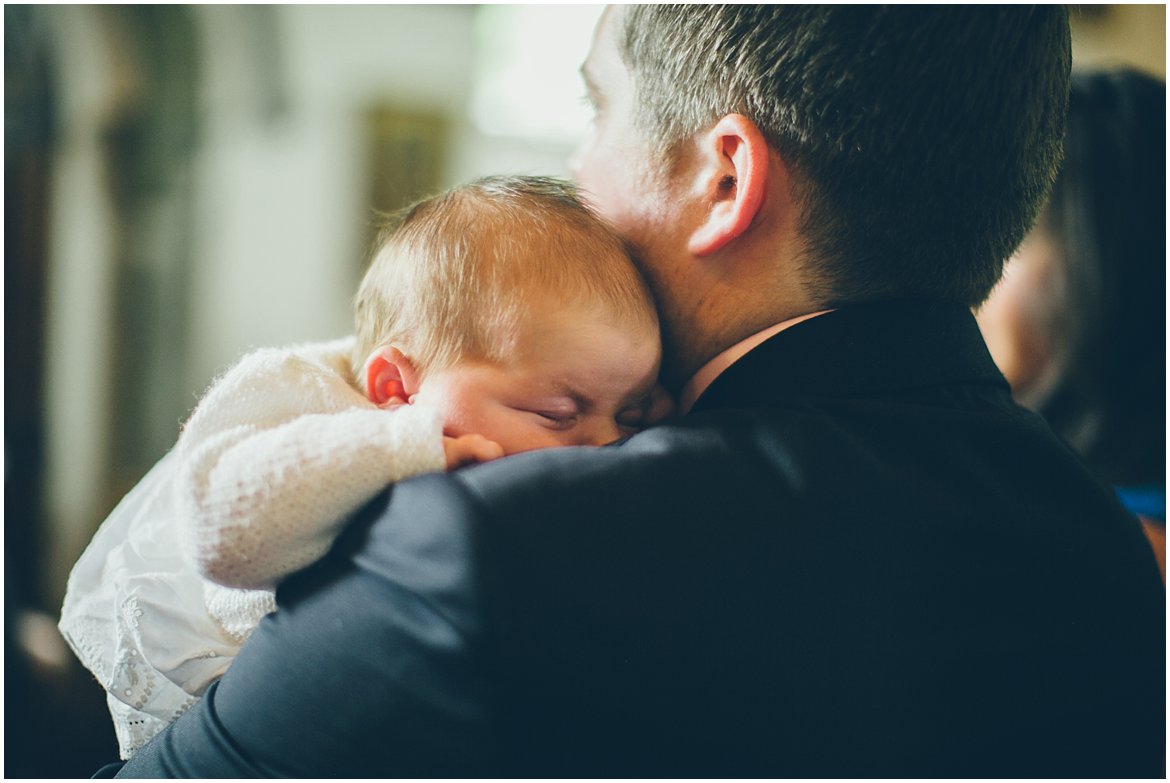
689, 299, 1008, 414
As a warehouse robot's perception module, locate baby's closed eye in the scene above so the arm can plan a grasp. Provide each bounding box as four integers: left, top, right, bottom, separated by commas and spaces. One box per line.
531, 410, 579, 430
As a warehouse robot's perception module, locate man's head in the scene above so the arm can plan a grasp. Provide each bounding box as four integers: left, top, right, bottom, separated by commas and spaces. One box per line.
353, 175, 662, 452
573, 5, 1071, 382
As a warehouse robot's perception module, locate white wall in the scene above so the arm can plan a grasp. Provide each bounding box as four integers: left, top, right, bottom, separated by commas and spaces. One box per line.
189, 5, 481, 396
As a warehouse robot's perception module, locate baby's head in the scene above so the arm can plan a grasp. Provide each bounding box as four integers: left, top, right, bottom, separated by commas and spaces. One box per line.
353, 175, 661, 454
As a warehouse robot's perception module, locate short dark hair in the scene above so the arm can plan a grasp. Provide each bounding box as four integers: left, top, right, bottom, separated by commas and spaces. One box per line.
620, 5, 1072, 307
1028, 69, 1166, 486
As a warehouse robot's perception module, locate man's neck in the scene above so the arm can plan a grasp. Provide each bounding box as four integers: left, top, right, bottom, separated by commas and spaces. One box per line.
675, 309, 833, 411
662, 300, 824, 393
655, 195, 821, 392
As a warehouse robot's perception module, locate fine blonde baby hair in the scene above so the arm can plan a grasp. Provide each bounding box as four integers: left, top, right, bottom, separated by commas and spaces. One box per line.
353, 175, 657, 375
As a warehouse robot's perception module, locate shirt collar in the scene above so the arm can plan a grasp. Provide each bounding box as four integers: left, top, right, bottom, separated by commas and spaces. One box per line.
677, 310, 833, 415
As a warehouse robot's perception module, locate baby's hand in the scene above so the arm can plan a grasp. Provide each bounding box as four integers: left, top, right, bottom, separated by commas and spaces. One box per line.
443, 434, 505, 469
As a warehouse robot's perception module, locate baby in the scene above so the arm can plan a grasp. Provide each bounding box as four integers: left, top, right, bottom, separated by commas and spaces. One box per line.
58, 175, 663, 759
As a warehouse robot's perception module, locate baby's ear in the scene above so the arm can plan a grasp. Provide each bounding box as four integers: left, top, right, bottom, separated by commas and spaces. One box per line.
363, 345, 421, 407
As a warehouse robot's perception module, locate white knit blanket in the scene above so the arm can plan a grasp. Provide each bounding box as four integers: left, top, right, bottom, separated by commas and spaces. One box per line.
58, 337, 445, 759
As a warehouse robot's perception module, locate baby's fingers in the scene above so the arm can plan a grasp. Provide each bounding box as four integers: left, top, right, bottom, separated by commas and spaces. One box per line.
443, 434, 505, 469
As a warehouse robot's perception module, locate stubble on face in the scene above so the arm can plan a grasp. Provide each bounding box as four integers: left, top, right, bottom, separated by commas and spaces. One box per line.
573, 7, 714, 390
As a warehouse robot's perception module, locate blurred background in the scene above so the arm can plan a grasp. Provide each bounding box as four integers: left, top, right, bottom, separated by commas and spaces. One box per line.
4, 4, 1165, 777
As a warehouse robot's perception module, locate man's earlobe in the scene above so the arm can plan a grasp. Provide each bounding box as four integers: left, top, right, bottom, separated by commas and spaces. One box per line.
688, 114, 770, 256
363, 345, 420, 407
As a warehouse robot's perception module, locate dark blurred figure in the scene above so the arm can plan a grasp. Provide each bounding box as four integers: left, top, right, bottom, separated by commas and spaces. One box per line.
977, 68, 1166, 577
5, 5, 119, 776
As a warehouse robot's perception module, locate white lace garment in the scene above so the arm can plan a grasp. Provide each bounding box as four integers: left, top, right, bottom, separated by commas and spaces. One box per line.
58, 337, 446, 759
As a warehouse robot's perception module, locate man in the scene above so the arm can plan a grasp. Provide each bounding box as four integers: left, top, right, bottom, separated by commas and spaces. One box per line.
115, 6, 1164, 777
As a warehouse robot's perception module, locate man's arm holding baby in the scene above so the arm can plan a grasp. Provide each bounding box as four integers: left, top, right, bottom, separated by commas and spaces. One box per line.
116, 469, 501, 778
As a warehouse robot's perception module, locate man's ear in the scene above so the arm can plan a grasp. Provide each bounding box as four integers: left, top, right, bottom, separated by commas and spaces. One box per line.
363, 345, 421, 407
687, 114, 771, 256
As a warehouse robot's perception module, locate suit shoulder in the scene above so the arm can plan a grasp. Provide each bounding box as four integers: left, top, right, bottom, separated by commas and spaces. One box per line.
447, 420, 740, 517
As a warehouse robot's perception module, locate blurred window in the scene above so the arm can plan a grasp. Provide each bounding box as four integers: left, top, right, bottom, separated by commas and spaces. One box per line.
470, 5, 602, 145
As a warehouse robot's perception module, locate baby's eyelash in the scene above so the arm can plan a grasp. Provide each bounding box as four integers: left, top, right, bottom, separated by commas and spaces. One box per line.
534, 411, 577, 431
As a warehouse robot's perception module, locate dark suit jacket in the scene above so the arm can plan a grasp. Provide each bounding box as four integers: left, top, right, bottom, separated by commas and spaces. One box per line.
116, 300, 1165, 778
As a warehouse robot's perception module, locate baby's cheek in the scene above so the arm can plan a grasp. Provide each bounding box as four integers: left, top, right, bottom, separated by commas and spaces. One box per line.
473, 414, 543, 456
484, 410, 576, 455
436, 401, 514, 452
433, 397, 485, 440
